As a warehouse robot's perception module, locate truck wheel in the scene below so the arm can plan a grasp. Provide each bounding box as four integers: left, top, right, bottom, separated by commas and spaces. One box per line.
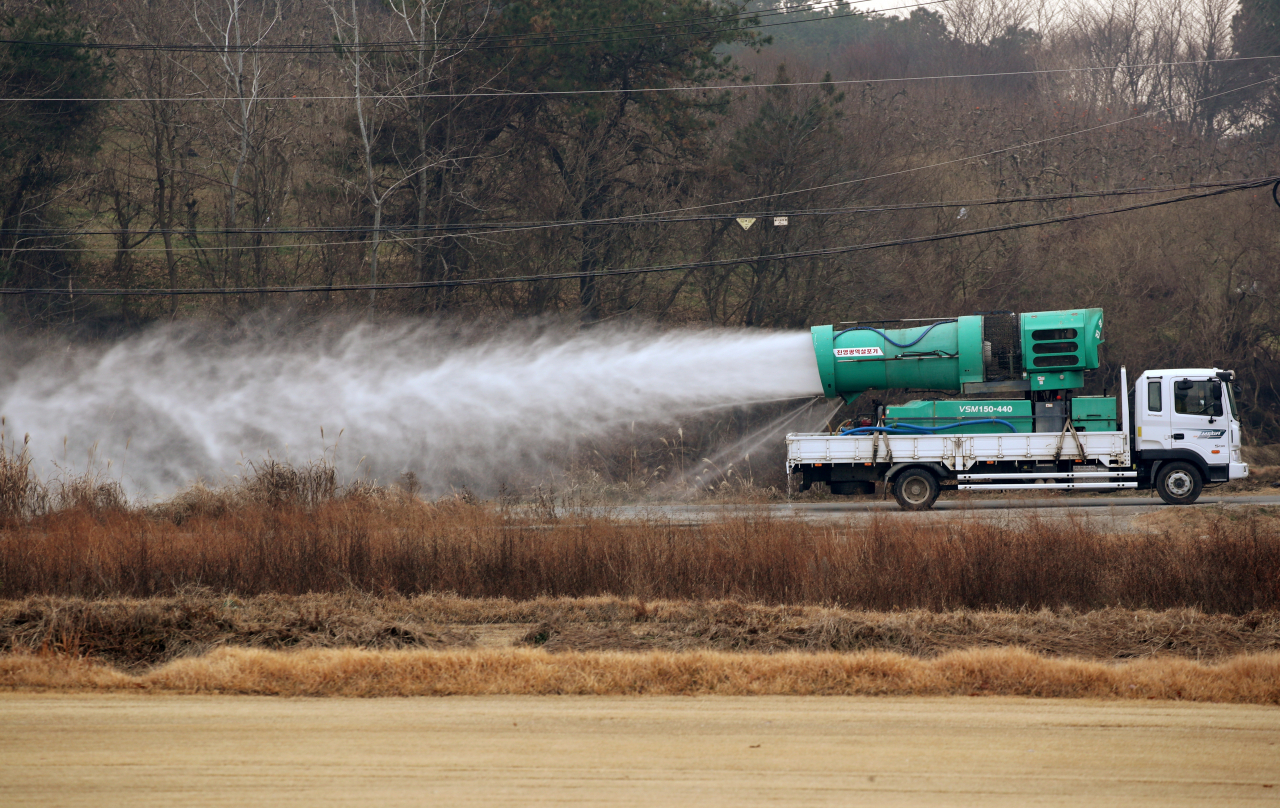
1156, 462, 1203, 505
893, 469, 939, 511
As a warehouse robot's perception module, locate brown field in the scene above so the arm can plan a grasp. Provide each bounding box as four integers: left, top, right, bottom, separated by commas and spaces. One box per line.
4, 693, 1277, 807
4, 646, 1280, 702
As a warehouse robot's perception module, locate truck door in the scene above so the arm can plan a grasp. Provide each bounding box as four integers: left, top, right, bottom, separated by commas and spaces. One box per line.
1169, 377, 1228, 467
1138, 376, 1170, 451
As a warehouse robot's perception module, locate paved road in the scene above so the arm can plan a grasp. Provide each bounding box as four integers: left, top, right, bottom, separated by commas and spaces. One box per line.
3, 694, 1276, 807
773, 493, 1280, 513
603, 494, 1280, 530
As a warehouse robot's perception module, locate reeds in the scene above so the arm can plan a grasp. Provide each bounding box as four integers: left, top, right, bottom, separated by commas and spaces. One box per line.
0, 436, 46, 526
0, 434, 124, 525
2, 452, 1277, 612
4, 646, 1279, 702
1, 489, 1278, 613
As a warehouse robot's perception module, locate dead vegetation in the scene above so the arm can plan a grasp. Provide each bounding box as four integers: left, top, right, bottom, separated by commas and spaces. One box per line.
4, 646, 1278, 702
3, 481, 1278, 613
0, 435, 125, 526
3, 456, 1278, 699
1133, 503, 1280, 534
1244, 446, 1280, 467
3, 593, 1277, 670
146, 459, 347, 524
1218, 462, 1280, 494
0, 438, 44, 527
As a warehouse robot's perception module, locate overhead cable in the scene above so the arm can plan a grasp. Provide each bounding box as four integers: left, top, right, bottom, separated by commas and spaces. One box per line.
4, 52, 1279, 104
618, 74, 1280, 219
0, 177, 1268, 245
2, 177, 1269, 296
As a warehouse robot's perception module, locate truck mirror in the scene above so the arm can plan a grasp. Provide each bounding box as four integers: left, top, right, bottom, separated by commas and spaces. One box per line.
1176, 380, 1194, 391
1233, 383, 1242, 396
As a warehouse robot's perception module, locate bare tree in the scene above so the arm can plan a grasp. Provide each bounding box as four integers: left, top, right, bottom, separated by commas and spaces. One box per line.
1052, 0, 1248, 137
187, 0, 289, 295
326, 0, 397, 307
943, 0, 1039, 45
1165, 0, 1243, 138
383, 0, 497, 310
108, 0, 207, 315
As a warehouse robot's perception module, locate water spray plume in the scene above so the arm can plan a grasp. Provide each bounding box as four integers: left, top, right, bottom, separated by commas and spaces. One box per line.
664, 397, 841, 495
0, 319, 823, 496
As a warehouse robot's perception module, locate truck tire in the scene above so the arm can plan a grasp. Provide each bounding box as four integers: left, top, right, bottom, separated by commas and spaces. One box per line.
893, 468, 940, 511
1156, 461, 1203, 505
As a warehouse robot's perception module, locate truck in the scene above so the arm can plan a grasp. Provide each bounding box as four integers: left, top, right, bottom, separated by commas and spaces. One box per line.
786, 309, 1249, 510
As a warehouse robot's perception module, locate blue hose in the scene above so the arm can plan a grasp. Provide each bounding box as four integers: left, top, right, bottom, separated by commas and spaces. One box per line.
840, 418, 1018, 436
834, 319, 957, 349
839, 426, 925, 436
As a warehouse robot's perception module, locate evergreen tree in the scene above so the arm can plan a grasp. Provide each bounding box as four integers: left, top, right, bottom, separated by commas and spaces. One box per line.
1232, 0, 1280, 133
0, 0, 111, 305
484, 0, 761, 321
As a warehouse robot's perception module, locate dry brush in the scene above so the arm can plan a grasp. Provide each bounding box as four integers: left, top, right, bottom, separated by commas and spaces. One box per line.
4, 593, 1279, 670
5, 645, 1279, 702
1, 481, 1277, 613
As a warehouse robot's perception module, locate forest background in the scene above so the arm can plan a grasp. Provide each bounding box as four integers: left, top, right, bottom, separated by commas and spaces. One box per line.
1, 0, 1278, 449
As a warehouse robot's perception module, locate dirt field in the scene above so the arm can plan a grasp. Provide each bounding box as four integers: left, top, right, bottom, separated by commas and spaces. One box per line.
2, 693, 1277, 807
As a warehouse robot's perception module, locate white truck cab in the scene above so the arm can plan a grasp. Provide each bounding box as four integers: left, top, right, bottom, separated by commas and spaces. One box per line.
1131, 368, 1248, 503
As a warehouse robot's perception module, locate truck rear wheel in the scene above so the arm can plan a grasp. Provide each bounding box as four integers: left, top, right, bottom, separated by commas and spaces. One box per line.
893, 469, 939, 511
1156, 461, 1203, 505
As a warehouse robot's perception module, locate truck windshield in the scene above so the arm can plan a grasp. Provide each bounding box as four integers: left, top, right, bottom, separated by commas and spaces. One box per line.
1174, 380, 1223, 417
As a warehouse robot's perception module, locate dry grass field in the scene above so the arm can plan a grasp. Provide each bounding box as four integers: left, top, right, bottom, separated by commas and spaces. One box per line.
4, 646, 1280, 702
3, 456, 1279, 703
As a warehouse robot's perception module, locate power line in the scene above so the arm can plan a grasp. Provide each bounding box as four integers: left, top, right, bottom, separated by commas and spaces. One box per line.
7, 59, 1265, 254
619, 74, 1280, 221
4, 177, 1269, 296
1, 12, 1272, 266
1, 177, 1267, 245
3, 52, 1275, 104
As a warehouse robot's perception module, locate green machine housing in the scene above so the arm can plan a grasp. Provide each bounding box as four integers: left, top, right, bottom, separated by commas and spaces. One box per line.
885, 399, 1034, 433
811, 309, 1113, 433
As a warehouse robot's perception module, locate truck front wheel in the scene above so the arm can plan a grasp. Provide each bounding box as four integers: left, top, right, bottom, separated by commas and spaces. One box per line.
1156, 462, 1203, 505
893, 469, 940, 511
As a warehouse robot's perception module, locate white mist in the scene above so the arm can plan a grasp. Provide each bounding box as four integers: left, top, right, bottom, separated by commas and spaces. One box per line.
0, 319, 824, 496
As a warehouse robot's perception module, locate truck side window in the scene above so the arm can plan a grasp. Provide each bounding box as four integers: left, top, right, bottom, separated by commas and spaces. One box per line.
1173, 380, 1224, 417
1147, 380, 1161, 412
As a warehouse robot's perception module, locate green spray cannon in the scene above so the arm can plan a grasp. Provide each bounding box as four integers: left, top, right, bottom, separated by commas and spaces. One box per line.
811, 308, 1105, 404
